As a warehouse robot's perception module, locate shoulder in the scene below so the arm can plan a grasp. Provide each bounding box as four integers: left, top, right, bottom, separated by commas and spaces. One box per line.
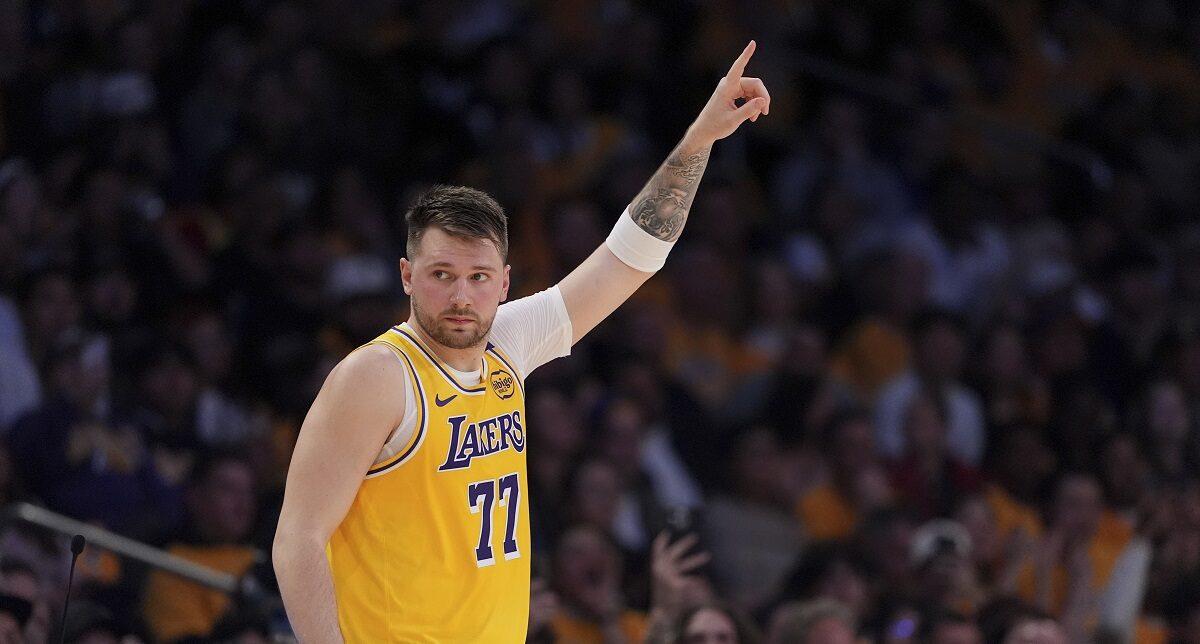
318, 344, 410, 411
297, 343, 412, 451
337, 343, 409, 379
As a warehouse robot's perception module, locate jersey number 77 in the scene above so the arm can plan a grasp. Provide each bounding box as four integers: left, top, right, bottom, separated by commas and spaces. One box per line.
466, 473, 521, 566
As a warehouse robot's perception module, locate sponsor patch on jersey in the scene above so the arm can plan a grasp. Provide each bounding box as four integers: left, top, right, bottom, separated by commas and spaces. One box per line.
489, 369, 515, 399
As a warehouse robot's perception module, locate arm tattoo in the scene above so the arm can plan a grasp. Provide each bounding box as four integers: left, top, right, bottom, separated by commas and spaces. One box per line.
668, 150, 708, 186
628, 141, 712, 242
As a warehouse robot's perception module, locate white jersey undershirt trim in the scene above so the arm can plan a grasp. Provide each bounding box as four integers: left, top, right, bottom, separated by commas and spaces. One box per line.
373, 286, 573, 466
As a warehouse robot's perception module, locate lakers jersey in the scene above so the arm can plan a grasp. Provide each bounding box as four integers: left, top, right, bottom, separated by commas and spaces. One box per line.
328, 322, 531, 642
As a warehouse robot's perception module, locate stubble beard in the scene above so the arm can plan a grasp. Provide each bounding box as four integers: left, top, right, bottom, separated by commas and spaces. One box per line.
411, 297, 493, 350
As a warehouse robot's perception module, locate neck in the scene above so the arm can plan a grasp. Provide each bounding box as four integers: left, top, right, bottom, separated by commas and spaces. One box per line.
407, 317, 486, 372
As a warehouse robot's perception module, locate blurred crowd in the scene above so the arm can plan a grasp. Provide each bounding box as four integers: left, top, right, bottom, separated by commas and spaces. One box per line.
2, 0, 1200, 642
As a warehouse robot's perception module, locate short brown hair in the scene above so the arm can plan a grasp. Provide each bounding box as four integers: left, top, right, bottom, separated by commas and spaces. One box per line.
405, 185, 508, 260
770, 599, 856, 644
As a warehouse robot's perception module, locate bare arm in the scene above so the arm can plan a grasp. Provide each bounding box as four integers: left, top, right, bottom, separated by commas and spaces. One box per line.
643, 532, 712, 644
557, 41, 770, 343
273, 346, 406, 642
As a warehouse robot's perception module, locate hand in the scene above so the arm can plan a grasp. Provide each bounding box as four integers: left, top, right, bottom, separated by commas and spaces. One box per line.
650, 531, 711, 618
687, 41, 771, 145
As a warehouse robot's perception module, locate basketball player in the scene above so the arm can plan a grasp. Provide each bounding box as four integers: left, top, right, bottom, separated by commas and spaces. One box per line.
273, 41, 770, 641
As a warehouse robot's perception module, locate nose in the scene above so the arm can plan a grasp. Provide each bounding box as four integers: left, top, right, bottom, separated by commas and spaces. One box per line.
449, 278, 471, 306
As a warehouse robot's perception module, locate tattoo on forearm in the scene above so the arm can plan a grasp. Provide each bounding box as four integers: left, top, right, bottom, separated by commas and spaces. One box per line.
629, 142, 712, 242
633, 188, 687, 238
668, 150, 708, 186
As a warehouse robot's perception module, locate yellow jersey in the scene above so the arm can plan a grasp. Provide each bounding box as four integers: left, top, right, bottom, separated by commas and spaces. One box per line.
328, 322, 531, 642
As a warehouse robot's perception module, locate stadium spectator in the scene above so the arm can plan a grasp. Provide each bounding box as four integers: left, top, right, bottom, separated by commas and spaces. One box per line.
876, 310, 986, 466
8, 333, 180, 536
769, 541, 873, 624
550, 524, 648, 643
670, 602, 762, 644
703, 426, 803, 611
887, 389, 982, 519
141, 449, 259, 642
798, 410, 892, 540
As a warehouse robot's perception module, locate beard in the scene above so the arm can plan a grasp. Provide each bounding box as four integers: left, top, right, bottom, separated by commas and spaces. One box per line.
410, 297, 494, 350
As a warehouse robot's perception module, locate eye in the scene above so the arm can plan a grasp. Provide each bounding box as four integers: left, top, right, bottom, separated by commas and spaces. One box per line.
471, 273, 489, 282
433, 270, 449, 280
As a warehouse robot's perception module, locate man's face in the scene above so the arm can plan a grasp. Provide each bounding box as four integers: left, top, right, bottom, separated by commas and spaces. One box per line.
552, 527, 619, 610
401, 227, 509, 350
571, 460, 620, 528
192, 461, 256, 543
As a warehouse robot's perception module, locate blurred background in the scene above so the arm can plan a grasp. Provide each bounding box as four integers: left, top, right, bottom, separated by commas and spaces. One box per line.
1, 0, 1200, 642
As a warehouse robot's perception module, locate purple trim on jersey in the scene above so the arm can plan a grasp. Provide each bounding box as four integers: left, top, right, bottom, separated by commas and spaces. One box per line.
392, 326, 487, 394
367, 349, 427, 475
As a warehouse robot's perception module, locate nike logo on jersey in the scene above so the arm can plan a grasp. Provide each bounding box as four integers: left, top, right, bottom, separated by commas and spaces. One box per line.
438, 411, 525, 471
435, 393, 458, 407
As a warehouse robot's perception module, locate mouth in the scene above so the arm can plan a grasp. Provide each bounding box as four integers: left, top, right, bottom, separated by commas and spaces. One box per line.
445, 316, 475, 325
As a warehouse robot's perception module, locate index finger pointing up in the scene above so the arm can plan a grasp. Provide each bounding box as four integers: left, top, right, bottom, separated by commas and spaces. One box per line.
726, 40, 756, 81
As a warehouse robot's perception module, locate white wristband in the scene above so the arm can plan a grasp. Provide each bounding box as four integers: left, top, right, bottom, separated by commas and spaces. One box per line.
605, 209, 675, 273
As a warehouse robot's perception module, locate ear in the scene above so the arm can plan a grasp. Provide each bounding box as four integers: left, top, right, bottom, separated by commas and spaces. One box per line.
400, 258, 413, 295
501, 264, 511, 302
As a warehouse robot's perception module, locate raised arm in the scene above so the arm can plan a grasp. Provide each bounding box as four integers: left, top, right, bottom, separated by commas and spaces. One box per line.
273, 346, 407, 642
557, 41, 770, 343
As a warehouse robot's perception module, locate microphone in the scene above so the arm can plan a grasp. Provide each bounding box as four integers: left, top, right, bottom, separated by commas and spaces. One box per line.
57, 534, 86, 644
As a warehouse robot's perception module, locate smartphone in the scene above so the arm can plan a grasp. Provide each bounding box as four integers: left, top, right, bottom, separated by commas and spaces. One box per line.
663, 506, 709, 576
665, 506, 692, 538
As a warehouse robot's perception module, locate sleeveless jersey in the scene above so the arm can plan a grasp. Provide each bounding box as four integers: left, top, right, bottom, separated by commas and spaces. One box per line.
328, 322, 531, 642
